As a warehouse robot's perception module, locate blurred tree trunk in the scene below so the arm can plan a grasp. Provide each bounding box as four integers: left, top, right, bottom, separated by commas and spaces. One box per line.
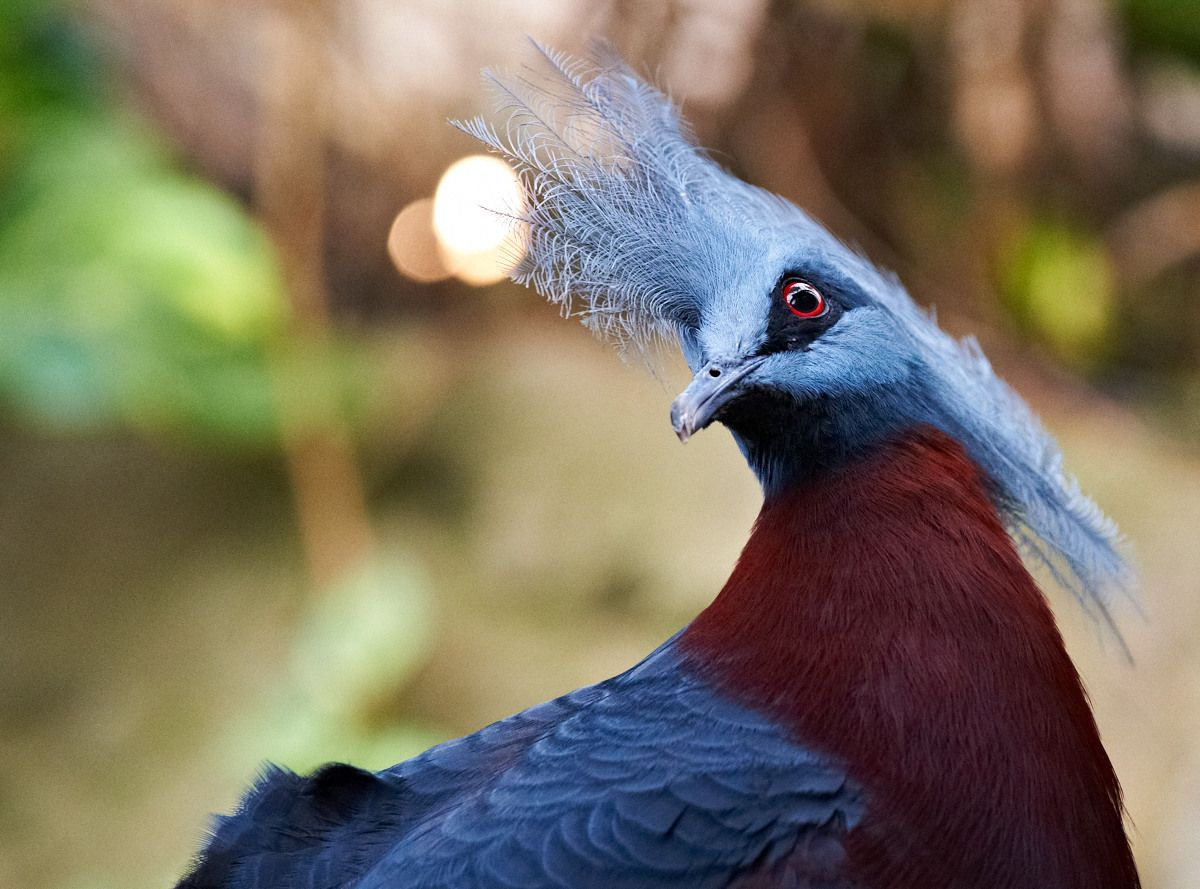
255, 1, 373, 587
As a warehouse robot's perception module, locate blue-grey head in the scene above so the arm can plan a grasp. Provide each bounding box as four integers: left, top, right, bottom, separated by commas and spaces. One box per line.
457, 44, 1131, 632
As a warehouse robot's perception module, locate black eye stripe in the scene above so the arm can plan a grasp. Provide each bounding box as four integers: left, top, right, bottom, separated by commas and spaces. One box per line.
758, 271, 845, 356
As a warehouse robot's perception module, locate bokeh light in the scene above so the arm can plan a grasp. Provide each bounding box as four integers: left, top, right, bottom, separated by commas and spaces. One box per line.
388, 198, 450, 283
431, 154, 524, 286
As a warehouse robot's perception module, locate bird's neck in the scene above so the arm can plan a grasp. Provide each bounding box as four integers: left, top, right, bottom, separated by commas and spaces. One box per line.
730, 396, 903, 495
681, 425, 1138, 889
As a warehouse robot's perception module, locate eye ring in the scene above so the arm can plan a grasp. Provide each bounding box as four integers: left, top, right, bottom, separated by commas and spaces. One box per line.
782, 279, 827, 319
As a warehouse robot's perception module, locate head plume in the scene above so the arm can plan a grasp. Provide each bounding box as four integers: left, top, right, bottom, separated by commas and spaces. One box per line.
456, 43, 1133, 639
455, 41, 797, 354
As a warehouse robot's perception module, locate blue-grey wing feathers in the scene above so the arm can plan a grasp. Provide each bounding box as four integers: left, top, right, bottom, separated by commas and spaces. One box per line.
177, 641, 863, 889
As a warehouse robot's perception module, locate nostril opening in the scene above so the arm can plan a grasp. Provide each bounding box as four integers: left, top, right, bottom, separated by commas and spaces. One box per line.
708, 367, 721, 378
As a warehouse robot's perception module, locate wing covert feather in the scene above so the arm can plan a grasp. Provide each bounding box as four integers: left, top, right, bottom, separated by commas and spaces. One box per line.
179, 640, 863, 889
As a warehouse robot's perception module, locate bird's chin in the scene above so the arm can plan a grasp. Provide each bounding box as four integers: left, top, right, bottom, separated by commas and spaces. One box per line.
716, 389, 817, 442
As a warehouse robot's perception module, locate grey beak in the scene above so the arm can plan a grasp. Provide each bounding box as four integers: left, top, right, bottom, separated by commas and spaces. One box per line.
670, 357, 766, 442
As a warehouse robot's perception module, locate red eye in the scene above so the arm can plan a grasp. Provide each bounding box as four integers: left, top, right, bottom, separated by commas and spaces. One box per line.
783, 279, 826, 318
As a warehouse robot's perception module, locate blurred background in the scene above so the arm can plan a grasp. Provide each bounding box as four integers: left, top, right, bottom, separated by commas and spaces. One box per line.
1, 0, 1198, 886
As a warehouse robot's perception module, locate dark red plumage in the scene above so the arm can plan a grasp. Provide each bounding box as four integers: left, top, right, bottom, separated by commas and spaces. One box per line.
681, 426, 1138, 889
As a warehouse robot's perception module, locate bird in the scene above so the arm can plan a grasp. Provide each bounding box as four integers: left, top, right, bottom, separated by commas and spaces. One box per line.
176, 44, 1141, 889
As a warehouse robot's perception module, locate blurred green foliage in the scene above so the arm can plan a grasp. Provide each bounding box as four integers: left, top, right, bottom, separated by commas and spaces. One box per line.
0, 11, 443, 886
225, 550, 444, 775
1123, 0, 1200, 63
1000, 218, 1116, 370
291, 551, 436, 723
0, 3, 286, 444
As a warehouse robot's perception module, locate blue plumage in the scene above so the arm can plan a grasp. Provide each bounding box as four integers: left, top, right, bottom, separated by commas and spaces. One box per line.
458, 42, 1130, 631
177, 43, 1137, 888
179, 640, 861, 888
